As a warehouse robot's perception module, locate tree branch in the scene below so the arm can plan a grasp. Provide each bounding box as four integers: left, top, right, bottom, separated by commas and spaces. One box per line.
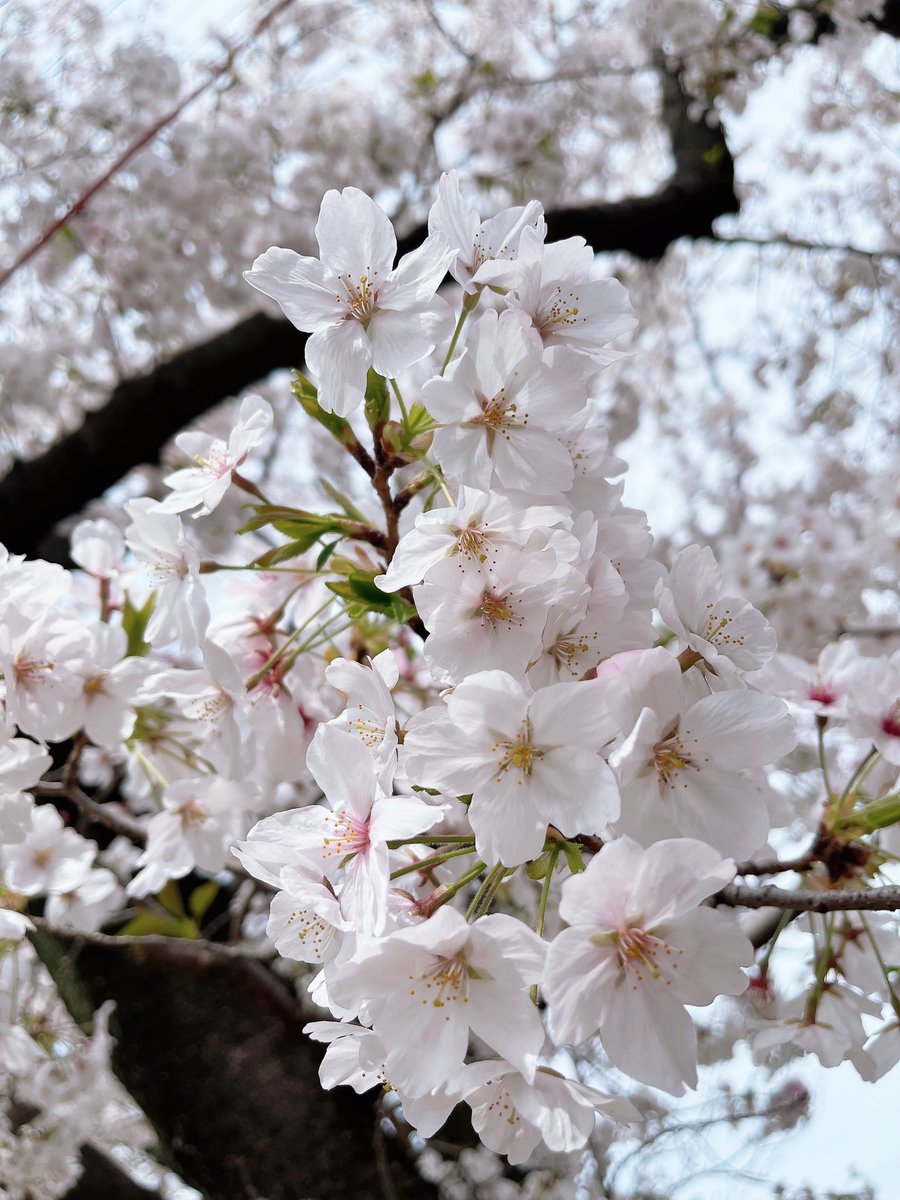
714, 883, 900, 912
33, 928, 440, 1200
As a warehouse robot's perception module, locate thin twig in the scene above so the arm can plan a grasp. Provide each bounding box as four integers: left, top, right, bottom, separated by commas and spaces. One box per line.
0, 0, 298, 291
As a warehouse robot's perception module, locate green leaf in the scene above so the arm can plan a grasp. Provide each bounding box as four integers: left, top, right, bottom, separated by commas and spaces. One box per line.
121, 591, 156, 657
188, 880, 220, 923
291, 372, 354, 442
326, 571, 417, 623
118, 911, 199, 939
561, 842, 587, 875
315, 539, 340, 572
318, 478, 367, 522
251, 539, 315, 569
156, 880, 187, 918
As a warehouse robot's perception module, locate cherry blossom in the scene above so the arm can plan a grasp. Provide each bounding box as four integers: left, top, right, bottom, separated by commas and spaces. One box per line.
544, 836, 752, 1094
244, 188, 453, 415
157, 393, 273, 516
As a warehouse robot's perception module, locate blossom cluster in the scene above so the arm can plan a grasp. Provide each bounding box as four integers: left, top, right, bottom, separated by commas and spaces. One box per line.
0, 177, 898, 1187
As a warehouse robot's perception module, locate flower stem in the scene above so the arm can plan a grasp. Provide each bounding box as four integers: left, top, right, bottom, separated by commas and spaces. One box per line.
465, 862, 507, 922
390, 844, 477, 880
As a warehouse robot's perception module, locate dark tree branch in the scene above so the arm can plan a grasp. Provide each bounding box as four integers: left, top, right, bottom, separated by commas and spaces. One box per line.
32, 929, 440, 1200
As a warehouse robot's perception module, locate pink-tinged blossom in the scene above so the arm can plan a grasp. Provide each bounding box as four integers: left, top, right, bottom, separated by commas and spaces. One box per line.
403, 670, 620, 867
44, 867, 124, 933
0, 610, 90, 743
478, 224, 637, 360
2, 805, 95, 897
0, 737, 51, 843
244, 188, 453, 416
753, 982, 881, 1074
762, 641, 862, 720
332, 905, 546, 1097
427, 170, 545, 293
425, 309, 595, 495
325, 649, 400, 770
0, 544, 71, 623
465, 1061, 638, 1164
607, 648, 796, 859
151, 640, 253, 775
124, 498, 210, 652
657, 544, 777, 672
157, 394, 273, 516
544, 836, 751, 1094
847, 651, 900, 765
376, 486, 566, 594
415, 544, 562, 684
238, 726, 443, 934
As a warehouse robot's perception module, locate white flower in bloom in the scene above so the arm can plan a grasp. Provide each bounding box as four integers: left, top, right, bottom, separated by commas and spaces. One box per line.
333, 905, 546, 1097
763, 640, 862, 719
425, 309, 594, 495
481, 225, 637, 360
656, 544, 777, 672
244, 188, 453, 415
376, 486, 566, 594
3, 805, 95, 897
404, 670, 619, 866
0, 610, 90, 743
128, 777, 257, 897
266, 864, 349, 964
415, 544, 562, 684
608, 648, 796, 859
71, 623, 150, 746
427, 170, 545, 293
325, 649, 400, 770
465, 1061, 637, 1164
0, 737, 51, 843
240, 726, 443, 934
44, 867, 124, 933
124, 498, 210, 652
157, 394, 273, 516
544, 836, 751, 1094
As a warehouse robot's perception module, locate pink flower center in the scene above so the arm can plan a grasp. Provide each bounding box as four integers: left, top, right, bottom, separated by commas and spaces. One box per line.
808, 684, 838, 706
881, 701, 900, 740
322, 812, 371, 860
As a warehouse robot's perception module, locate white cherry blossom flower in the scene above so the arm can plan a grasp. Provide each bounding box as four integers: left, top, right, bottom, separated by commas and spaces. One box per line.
157, 393, 273, 516
124, 498, 210, 652
425, 309, 595, 495
479, 224, 636, 360
0, 610, 90, 743
376, 486, 566, 594
403, 670, 619, 867
244, 188, 453, 415
657, 544, 777, 672
466, 1061, 637, 1164
2, 805, 95, 897
333, 905, 546, 1097
415, 543, 563, 684
544, 836, 751, 1094
847, 650, 900, 765
427, 170, 545, 293
607, 648, 796, 859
